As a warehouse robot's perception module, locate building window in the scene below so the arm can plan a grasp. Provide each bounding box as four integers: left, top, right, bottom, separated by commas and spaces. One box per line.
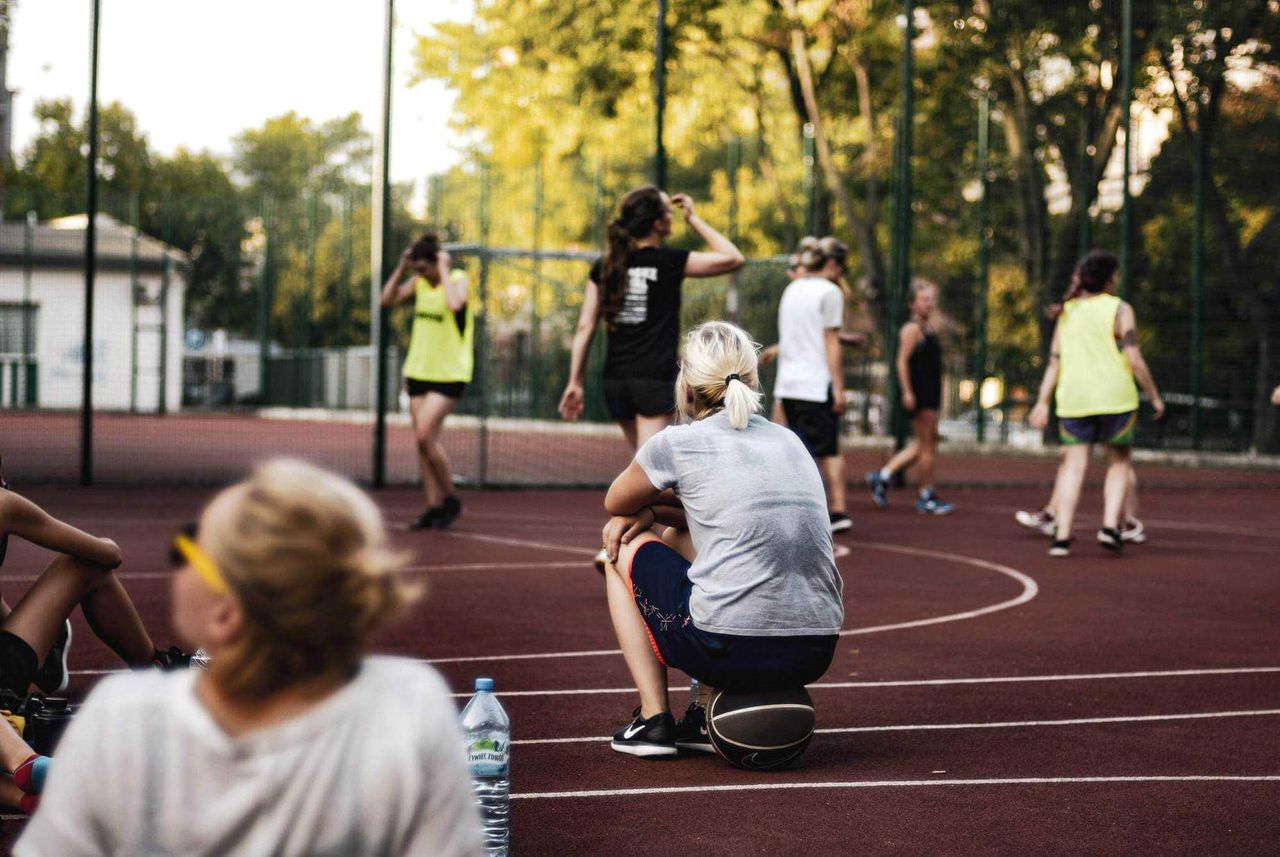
0, 304, 38, 355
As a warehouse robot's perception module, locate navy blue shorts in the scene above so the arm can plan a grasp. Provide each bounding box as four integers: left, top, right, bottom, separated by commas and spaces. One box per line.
602, 377, 676, 420
623, 539, 838, 692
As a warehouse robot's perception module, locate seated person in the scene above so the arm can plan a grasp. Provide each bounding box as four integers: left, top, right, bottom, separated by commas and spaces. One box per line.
600, 321, 845, 757
19, 459, 483, 856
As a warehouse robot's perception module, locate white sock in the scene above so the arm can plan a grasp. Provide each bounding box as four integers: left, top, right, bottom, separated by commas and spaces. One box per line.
919, 487, 933, 499
878, 467, 892, 480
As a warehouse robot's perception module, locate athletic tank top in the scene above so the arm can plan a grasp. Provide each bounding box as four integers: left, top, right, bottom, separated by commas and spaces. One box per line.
402, 273, 474, 383
1055, 293, 1138, 418
907, 322, 942, 407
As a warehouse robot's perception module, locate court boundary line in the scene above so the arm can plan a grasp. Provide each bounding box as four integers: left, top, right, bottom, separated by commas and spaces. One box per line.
508, 774, 1280, 801
512, 707, 1280, 746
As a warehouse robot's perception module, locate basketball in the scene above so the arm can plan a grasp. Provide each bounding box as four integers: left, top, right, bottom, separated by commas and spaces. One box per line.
706, 687, 816, 771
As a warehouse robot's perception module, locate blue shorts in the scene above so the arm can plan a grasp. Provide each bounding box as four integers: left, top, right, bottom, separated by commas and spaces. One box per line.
1059, 410, 1136, 446
623, 539, 839, 692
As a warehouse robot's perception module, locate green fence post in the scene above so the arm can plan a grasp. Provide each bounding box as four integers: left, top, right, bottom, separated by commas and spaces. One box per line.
22, 210, 35, 406
531, 156, 544, 417
802, 123, 816, 236
129, 193, 140, 413
477, 159, 491, 485
654, 0, 668, 188
974, 92, 991, 445
1118, 0, 1133, 301
727, 136, 741, 325
887, 0, 916, 452
1190, 108, 1205, 449
259, 197, 274, 404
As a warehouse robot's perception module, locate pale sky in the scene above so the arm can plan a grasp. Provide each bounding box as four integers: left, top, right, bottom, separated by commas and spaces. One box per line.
7, 0, 470, 209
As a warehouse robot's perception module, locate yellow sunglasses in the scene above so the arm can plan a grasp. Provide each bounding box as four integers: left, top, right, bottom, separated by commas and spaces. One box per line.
171, 525, 231, 595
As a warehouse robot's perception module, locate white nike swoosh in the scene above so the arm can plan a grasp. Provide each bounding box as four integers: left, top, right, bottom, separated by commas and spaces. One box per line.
622, 723, 646, 740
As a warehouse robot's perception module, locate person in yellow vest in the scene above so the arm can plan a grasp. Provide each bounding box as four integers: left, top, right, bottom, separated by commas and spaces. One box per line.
1030, 250, 1164, 557
380, 233, 473, 529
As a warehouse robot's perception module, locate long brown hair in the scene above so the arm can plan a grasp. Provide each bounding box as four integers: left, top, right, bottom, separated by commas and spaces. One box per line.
601, 186, 667, 324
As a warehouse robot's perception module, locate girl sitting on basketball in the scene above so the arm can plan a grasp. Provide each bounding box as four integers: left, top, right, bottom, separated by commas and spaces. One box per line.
600, 322, 844, 758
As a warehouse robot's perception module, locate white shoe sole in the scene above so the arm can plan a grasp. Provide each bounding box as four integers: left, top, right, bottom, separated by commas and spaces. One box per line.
593, 548, 609, 575
610, 741, 679, 758
829, 518, 853, 533
675, 740, 716, 754
1048, 548, 1071, 558
36, 620, 73, 694
1016, 512, 1056, 535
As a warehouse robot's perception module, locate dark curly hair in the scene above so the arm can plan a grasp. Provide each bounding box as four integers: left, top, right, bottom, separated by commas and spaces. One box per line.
600, 186, 667, 324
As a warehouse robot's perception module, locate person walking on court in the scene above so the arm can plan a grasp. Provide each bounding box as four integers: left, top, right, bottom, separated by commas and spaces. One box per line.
381, 232, 473, 530
867, 279, 955, 515
598, 322, 843, 758
1028, 250, 1165, 557
558, 186, 744, 568
18, 459, 483, 856
773, 236, 855, 532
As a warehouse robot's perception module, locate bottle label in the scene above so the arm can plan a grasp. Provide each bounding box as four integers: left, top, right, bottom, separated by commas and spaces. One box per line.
467, 736, 509, 777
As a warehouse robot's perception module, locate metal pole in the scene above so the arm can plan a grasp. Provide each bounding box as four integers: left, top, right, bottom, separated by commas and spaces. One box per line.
1078, 107, 1093, 257
22, 210, 34, 405
158, 224, 171, 416
974, 93, 991, 445
81, 0, 101, 486
802, 123, 816, 236
1190, 109, 1205, 448
887, 0, 915, 447
477, 160, 491, 485
530, 156, 543, 416
258, 197, 274, 402
727, 136, 741, 325
653, 0, 667, 188
1118, 0, 1133, 300
129, 194, 139, 413
371, 0, 395, 487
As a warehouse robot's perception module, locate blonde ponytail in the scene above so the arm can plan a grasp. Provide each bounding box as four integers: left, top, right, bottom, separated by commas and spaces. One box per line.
675, 322, 763, 429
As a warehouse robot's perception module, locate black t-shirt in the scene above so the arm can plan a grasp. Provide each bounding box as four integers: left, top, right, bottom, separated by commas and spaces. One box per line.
590, 246, 690, 380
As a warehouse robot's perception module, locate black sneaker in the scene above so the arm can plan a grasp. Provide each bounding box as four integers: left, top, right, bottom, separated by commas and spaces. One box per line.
610, 708, 678, 758
673, 702, 715, 754
436, 495, 463, 529
33, 620, 72, 694
410, 507, 443, 530
1048, 538, 1073, 558
1097, 527, 1123, 553
152, 646, 193, 670
829, 512, 852, 533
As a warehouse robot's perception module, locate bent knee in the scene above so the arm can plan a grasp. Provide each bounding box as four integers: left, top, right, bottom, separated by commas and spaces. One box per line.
615, 533, 662, 575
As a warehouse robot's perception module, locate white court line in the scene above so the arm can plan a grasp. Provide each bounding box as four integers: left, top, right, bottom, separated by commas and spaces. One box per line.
512, 708, 1280, 746
438, 665, 1280, 698
509, 774, 1280, 801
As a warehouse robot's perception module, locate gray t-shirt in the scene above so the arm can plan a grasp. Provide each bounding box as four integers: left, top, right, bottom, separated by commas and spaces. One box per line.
636, 411, 845, 636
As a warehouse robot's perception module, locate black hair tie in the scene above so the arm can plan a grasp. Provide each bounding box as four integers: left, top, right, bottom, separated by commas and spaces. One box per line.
725, 373, 741, 385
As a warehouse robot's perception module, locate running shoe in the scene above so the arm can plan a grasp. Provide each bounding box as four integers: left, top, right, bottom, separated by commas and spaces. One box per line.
1097, 527, 1123, 553
436, 495, 463, 529
610, 708, 678, 758
829, 512, 853, 533
866, 471, 889, 509
409, 507, 442, 530
1120, 517, 1147, 544
1048, 538, 1073, 558
673, 702, 715, 754
1015, 508, 1057, 536
33, 620, 72, 694
916, 491, 955, 516
594, 548, 610, 575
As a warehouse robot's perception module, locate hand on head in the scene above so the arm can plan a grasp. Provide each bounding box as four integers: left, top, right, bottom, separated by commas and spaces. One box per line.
670, 193, 695, 220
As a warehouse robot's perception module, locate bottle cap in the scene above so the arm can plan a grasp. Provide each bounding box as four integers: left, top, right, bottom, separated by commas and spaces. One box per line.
475, 677, 494, 692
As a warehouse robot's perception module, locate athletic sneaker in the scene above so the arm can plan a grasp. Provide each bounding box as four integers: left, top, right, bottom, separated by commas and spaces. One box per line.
610, 708, 678, 758
1097, 527, 1123, 553
866, 472, 889, 508
593, 548, 610, 575
1048, 538, 1073, 558
436, 495, 463, 529
409, 507, 443, 530
673, 702, 715, 754
33, 620, 72, 694
151, 646, 194, 670
1015, 508, 1057, 536
915, 490, 955, 516
1120, 517, 1147, 544
829, 512, 853, 533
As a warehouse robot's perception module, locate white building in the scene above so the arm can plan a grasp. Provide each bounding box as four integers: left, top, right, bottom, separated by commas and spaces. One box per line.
0, 213, 186, 412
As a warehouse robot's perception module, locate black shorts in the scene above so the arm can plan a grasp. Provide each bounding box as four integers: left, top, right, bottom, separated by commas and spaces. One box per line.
624, 539, 838, 692
602, 377, 675, 421
405, 378, 466, 400
781, 390, 840, 458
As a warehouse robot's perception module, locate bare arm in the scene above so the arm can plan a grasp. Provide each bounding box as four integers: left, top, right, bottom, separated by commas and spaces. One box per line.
380, 250, 418, 307
558, 279, 602, 421
440, 251, 469, 313
672, 194, 745, 277
604, 461, 664, 517
1029, 323, 1063, 430
0, 492, 122, 568
825, 327, 846, 413
1115, 302, 1165, 418
602, 461, 671, 562
896, 323, 923, 410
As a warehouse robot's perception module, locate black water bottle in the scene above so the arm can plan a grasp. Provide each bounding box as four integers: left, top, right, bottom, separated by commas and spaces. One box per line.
27, 697, 74, 756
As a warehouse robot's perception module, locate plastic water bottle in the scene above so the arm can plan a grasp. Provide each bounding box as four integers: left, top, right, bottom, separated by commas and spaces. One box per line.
460, 677, 510, 856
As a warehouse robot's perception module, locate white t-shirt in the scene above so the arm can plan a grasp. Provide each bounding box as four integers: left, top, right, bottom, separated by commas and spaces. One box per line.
17, 657, 484, 857
773, 276, 844, 403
